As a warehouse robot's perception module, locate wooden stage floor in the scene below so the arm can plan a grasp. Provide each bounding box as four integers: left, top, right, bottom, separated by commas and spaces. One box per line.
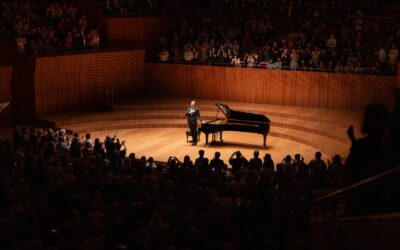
40, 97, 363, 165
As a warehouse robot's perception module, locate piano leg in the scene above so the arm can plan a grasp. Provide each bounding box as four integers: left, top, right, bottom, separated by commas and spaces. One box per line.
220, 131, 223, 142
211, 132, 216, 143
263, 134, 267, 148
205, 133, 209, 146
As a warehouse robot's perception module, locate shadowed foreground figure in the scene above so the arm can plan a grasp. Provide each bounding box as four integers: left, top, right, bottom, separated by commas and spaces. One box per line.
345, 89, 400, 215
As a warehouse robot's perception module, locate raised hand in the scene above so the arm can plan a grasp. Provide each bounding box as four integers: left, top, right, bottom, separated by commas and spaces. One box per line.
347, 125, 356, 144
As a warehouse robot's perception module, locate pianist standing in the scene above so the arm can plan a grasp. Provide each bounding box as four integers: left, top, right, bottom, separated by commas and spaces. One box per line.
186, 100, 202, 145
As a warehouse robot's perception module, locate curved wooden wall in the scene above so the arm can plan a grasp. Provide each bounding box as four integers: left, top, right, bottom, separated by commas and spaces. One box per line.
145, 63, 398, 110
398, 63, 400, 87
0, 42, 12, 66
0, 66, 12, 103
34, 50, 145, 115
11, 53, 36, 123
0, 66, 12, 124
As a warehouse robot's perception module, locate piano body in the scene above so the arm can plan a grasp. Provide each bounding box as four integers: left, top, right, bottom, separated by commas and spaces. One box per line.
199, 103, 270, 148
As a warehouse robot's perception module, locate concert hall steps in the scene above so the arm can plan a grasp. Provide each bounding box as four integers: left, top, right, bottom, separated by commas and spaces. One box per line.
39, 98, 362, 160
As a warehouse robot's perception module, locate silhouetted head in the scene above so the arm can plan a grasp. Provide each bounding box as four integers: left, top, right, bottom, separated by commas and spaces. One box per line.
295, 154, 301, 161
333, 154, 342, 164
361, 103, 389, 136
199, 150, 205, 156
184, 155, 190, 162
315, 151, 322, 159
254, 150, 259, 158
264, 153, 272, 160
215, 151, 220, 159
129, 152, 136, 159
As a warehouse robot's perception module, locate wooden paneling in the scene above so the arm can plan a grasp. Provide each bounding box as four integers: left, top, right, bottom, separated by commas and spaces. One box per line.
398, 63, 400, 87
144, 63, 398, 110
34, 50, 145, 115
0, 66, 12, 102
11, 53, 36, 123
0, 66, 12, 124
0, 42, 12, 66
107, 17, 172, 55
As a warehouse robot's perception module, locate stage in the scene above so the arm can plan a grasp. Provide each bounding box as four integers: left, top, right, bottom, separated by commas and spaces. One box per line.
39, 97, 363, 165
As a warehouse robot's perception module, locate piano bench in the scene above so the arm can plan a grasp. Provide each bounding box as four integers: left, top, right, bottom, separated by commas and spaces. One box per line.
186, 129, 201, 142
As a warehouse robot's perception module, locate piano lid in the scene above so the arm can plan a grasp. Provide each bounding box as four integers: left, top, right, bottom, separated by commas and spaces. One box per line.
215, 103, 230, 118
215, 103, 270, 123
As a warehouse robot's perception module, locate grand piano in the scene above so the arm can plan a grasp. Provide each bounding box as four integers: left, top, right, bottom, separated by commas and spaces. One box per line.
199, 103, 270, 148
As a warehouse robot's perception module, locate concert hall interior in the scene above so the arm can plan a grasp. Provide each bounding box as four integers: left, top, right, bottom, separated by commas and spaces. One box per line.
0, 1, 400, 250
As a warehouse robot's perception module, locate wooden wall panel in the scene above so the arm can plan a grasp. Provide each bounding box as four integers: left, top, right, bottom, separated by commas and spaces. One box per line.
11, 53, 37, 123
34, 50, 145, 115
398, 63, 400, 88
0, 42, 12, 66
0, 66, 12, 103
145, 63, 398, 110
107, 17, 172, 55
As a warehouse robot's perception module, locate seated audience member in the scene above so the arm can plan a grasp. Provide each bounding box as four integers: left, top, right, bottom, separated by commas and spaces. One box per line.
159, 48, 169, 61
327, 154, 344, 187
87, 29, 100, 48
195, 150, 210, 177
182, 155, 194, 169
262, 153, 275, 171
293, 154, 308, 173
70, 133, 82, 158
231, 54, 241, 67
84, 133, 93, 148
15, 37, 26, 53
146, 156, 157, 169
229, 150, 248, 174
93, 138, 105, 156
210, 151, 224, 171
388, 44, 398, 73
249, 150, 262, 170
309, 151, 327, 188
183, 47, 194, 61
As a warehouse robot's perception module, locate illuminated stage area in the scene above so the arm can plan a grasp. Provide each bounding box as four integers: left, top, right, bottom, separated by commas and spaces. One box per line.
40, 98, 363, 164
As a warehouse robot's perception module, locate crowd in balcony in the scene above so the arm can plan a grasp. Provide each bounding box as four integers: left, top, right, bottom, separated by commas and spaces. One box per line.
105, 0, 166, 15
0, 1, 100, 54
158, 0, 400, 74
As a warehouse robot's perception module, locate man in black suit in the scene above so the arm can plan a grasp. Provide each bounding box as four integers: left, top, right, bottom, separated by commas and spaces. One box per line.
185, 100, 202, 145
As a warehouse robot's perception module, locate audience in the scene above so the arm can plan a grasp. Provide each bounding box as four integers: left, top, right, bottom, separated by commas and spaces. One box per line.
0, 1, 100, 54
105, 0, 166, 15
0, 125, 349, 249
157, 0, 400, 74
